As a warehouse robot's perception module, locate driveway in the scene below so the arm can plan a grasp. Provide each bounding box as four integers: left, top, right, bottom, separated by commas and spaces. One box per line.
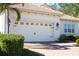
24, 42, 79, 56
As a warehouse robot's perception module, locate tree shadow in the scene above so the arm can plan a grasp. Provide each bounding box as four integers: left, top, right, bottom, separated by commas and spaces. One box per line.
25, 42, 76, 50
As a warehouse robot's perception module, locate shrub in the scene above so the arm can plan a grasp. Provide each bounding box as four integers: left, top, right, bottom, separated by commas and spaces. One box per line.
74, 35, 79, 39
0, 34, 24, 56
58, 34, 68, 42
67, 35, 76, 42
58, 34, 79, 43
74, 35, 79, 46
76, 39, 79, 46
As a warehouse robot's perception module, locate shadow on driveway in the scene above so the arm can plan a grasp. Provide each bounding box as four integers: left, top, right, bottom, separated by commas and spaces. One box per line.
24, 42, 76, 50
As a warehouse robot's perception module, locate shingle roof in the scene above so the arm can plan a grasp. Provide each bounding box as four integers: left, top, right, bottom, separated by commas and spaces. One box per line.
10, 3, 63, 15
60, 14, 79, 21
10, 3, 79, 21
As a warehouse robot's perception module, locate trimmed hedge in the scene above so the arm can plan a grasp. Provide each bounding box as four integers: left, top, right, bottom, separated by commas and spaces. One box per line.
76, 39, 79, 46
75, 35, 79, 46
0, 34, 24, 56
58, 34, 78, 43
74, 35, 79, 39
58, 34, 68, 42
67, 35, 76, 42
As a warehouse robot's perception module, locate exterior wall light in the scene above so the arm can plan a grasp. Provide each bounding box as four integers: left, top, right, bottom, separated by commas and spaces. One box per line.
56, 23, 59, 28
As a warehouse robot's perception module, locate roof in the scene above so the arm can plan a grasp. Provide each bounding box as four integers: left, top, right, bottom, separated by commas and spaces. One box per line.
60, 14, 79, 21
10, 3, 63, 15
10, 3, 79, 21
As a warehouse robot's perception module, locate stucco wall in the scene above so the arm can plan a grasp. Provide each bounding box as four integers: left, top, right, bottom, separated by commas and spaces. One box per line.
0, 12, 7, 34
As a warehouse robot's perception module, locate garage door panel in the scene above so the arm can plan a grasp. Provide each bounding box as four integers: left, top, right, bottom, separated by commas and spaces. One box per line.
9, 24, 54, 42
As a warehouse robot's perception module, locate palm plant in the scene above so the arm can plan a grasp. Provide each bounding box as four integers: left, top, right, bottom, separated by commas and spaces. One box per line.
0, 3, 21, 33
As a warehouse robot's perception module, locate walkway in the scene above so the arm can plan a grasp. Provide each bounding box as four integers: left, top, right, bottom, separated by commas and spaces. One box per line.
24, 42, 79, 56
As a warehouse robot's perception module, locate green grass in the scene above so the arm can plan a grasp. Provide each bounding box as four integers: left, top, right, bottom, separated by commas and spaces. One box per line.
22, 49, 44, 56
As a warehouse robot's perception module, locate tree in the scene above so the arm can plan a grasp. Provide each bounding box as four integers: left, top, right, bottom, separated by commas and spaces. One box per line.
0, 3, 21, 33
58, 3, 79, 17
41, 3, 60, 10
42, 3, 79, 18
47, 3, 60, 10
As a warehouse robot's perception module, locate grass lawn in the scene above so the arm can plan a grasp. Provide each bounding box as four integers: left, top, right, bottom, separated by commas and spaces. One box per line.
22, 49, 44, 56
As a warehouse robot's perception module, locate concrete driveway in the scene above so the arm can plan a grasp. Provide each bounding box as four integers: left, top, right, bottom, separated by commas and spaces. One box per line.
24, 42, 79, 56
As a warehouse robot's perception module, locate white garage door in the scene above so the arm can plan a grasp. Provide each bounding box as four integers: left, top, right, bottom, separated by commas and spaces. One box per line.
9, 23, 54, 42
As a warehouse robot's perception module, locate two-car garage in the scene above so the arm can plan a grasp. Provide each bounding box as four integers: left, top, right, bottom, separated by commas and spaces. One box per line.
9, 21, 54, 42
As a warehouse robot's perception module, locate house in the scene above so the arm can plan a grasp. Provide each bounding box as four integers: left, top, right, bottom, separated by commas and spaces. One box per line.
0, 3, 79, 42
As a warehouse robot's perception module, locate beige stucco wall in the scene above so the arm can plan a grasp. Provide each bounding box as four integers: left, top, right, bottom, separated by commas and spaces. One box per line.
0, 12, 8, 34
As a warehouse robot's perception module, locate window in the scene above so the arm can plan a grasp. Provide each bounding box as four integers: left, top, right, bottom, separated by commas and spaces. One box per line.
26, 23, 29, 25
31, 23, 34, 25
49, 24, 52, 26
15, 22, 18, 24
72, 29, 74, 33
20, 22, 24, 25
64, 24, 75, 33
72, 24, 75, 33
36, 23, 39, 25
64, 24, 67, 32
68, 24, 71, 33
45, 24, 47, 26
40, 24, 43, 26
